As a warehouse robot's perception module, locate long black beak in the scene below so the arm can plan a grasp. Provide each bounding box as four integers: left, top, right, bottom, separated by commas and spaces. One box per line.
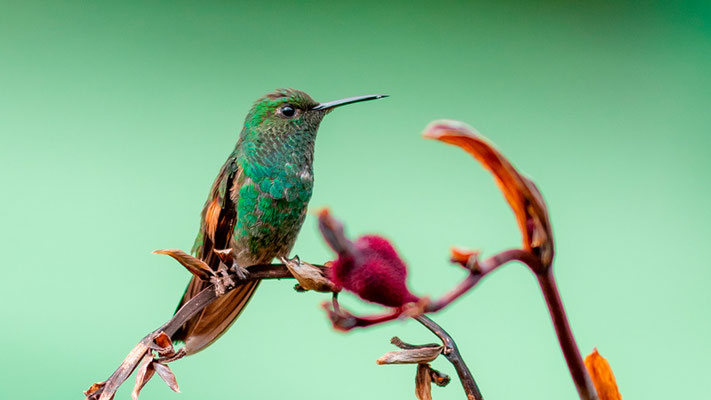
312, 94, 388, 110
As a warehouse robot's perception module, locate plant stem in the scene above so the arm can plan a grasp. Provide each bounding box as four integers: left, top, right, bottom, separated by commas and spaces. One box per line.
415, 315, 483, 400
536, 269, 598, 400
427, 249, 536, 312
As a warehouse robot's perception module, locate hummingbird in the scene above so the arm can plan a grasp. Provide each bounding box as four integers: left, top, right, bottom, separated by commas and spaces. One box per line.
173, 89, 387, 354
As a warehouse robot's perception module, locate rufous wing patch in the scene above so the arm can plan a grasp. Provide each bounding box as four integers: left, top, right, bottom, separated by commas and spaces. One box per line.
204, 198, 221, 242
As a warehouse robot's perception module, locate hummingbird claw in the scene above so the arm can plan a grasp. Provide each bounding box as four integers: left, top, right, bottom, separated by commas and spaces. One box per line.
210, 247, 250, 288
229, 262, 250, 281
210, 262, 238, 296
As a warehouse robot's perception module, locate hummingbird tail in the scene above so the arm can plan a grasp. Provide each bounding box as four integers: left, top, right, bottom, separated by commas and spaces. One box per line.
172, 276, 260, 355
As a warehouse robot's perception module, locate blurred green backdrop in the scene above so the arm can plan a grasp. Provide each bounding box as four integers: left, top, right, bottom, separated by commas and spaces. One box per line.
1, 1, 709, 399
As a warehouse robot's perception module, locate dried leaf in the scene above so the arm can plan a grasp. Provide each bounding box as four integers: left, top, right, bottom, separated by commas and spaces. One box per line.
429, 367, 451, 387
132, 353, 156, 400
280, 256, 338, 293
153, 363, 180, 393
424, 120, 554, 268
98, 343, 151, 400
415, 363, 433, 400
585, 348, 621, 400
322, 301, 358, 331
450, 247, 481, 270
151, 332, 176, 358
391, 336, 416, 349
153, 249, 212, 280
153, 332, 172, 349
317, 208, 354, 254
450, 247, 478, 266
377, 346, 444, 365
213, 248, 235, 265
390, 336, 440, 350
84, 381, 106, 399
155, 347, 187, 364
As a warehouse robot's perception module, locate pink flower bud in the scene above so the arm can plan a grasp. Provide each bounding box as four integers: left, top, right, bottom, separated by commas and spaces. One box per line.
319, 210, 419, 307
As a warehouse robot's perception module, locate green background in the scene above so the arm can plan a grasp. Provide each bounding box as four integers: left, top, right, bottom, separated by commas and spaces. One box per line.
1, 1, 709, 399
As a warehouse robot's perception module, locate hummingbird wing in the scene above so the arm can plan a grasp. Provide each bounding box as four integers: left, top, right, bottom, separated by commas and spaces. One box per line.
172, 157, 260, 354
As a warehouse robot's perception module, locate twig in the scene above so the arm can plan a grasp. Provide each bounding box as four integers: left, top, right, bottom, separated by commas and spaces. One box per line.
444, 247, 598, 400
536, 269, 598, 400
453, 249, 597, 400
415, 315, 483, 400
86, 263, 326, 400
479, 250, 598, 400
426, 249, 539, 312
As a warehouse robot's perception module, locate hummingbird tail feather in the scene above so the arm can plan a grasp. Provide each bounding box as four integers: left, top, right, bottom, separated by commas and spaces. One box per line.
172, 276, 260, 355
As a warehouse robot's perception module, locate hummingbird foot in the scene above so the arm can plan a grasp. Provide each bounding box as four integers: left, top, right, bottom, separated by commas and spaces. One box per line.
210, 263, 236, 296
211, 248, 250, 293
230, 262, 251, 281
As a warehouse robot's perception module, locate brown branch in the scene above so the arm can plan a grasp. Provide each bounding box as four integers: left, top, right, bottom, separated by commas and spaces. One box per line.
470, 250, 598, 400
425, 248, 538, 312
443, 247, 599, 400
536, 269, 598, 400
85, 263, 327, 400
86, 247, 593, 400
415, 315, 483, 400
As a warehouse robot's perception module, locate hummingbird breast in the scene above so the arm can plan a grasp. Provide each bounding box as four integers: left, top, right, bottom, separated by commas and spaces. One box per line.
231, 157, 314, 265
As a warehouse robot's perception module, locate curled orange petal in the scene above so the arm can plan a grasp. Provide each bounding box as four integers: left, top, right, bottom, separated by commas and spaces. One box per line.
83, 381, 105, 399
153, 249, 213, 280
450, 247, 478, 266
585, 348, 621, 400
424, 120, 554, 268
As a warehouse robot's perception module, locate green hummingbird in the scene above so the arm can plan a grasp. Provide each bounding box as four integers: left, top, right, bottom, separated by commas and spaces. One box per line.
173, 89, 387, 354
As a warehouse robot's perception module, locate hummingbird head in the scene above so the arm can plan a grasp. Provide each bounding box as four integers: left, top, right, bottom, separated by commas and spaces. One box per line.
238, 89, 386, 168
242, 88, 387, 137
244, 88, 321, 134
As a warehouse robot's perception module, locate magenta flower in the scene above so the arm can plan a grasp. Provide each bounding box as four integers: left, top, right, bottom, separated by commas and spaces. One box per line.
318, 209, 423, 330
328, 234, 420, 307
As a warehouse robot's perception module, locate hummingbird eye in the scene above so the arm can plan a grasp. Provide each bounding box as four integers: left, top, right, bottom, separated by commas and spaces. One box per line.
279, 105, 297, 118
